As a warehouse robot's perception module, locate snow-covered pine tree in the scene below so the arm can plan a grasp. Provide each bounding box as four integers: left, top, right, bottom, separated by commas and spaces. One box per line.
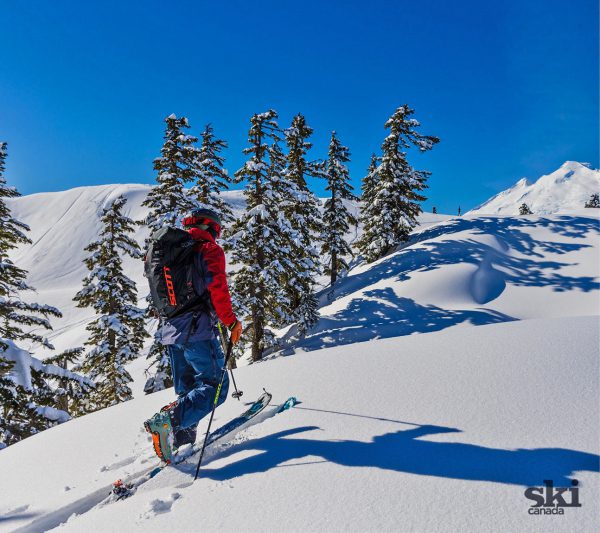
0, 142, 62, 348
189, 124, 233, 224
142, 114, 198, 231
29, 350, 93, 425
321, 132, 357, 287
282, 114, 322, 334
0, 142, 69, 446
0, 355, 14, 449
142, 114, 200, 390
264, 140, 303, 327
1, 341, 93, 445
584, 193, 600, 208
144, 340, 172, 394
519, 203, 533, 215
74, 195, 147, 409
355, 106, 439, 262
44, 347, 90, 415
360, 153, 379, 210
229, 110, 297, 361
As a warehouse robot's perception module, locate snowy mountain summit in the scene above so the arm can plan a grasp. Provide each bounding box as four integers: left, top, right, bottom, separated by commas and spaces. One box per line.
468, 161, 599, 215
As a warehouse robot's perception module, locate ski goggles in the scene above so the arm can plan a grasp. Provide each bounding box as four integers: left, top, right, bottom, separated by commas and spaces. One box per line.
182, 216, 222, 238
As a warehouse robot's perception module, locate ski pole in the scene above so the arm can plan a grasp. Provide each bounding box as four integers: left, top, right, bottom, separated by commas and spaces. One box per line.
229, 366, 243, 400
194, 335, 235, 481
217, 322, 243, 400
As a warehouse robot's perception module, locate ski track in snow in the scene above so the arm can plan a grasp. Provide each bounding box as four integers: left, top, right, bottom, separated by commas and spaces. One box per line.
8, 401, 291, 532
28, 190, 86, 251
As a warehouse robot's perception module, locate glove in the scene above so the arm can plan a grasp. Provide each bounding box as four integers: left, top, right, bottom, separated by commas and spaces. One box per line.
228, 320, 243, 345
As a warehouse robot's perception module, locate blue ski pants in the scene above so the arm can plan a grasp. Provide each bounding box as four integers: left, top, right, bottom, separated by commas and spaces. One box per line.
167, 338, 229, 430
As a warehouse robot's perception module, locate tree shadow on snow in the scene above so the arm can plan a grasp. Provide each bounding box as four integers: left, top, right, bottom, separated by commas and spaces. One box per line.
295, 288, 516, 352
197, 424, 600, 488
326, 215, 600, 306
276, 215, 600, 353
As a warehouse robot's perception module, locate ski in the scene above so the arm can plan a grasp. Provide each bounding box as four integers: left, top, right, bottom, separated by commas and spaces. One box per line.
109, 393, 297, 501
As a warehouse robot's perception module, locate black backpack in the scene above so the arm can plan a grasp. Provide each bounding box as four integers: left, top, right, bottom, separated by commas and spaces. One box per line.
145, 226, 209, 319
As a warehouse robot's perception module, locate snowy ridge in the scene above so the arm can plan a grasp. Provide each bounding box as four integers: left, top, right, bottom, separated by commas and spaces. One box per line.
6, 184, 246, 355
468, 161, 599, 215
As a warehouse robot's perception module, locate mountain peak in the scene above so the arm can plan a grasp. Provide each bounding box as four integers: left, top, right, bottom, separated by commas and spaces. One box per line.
559, 160, 586, 171
515, 177, 531, 187
468, 161, 599, 215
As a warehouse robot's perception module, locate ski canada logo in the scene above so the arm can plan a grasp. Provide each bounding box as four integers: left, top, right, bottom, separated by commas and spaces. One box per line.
524, 480, 581, 515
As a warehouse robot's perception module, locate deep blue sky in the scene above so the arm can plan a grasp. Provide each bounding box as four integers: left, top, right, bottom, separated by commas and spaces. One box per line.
1, 0, 597, 213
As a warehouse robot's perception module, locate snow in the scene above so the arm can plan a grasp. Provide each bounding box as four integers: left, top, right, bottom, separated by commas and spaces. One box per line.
277, 210, 599, 353
468, 161, 600, 215
1, 339, 92, 390
2, 340, 34, 388
0, 176, 598, 531
0, 316, 598, 532
34, 405, 70, 423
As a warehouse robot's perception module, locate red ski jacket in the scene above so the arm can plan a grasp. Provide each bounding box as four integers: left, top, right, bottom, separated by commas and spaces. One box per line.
187, 227, 237, 328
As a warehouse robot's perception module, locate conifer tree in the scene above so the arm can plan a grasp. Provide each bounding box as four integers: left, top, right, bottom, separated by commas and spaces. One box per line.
0, 355, 15, 448
189, 124, 233, 223
74, 196, 146, 409
0, 142, 67, 446
282, 114, 322, 333
360, 154, 379, 210
1, 341, 92, 445
585, 193, 600, 208
355, 106, 439, 262
44, 347, 90, 415
144, 341, 173, 394
1, 366, 48, 446
322, 132, 357, 287
142, 114, 198, 231
0, 142, 62, 348
519, 203, 533, 215
142, 114, 199, 389
230, 110, 298, 361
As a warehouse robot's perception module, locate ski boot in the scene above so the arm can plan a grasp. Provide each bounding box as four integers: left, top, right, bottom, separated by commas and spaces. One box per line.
144, 407, 176, 464
159, 401, 197, 449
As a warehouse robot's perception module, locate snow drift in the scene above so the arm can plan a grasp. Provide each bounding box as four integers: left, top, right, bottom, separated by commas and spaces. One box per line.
279, 210, 600, 353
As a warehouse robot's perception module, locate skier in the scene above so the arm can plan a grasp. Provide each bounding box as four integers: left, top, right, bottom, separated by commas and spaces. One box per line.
144, 208, 243, 462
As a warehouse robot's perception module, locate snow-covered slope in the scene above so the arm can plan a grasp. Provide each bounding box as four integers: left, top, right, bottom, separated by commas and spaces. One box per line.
279, 210, 600, 353
468, 161, 599, 215
0, 316, 598, 532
